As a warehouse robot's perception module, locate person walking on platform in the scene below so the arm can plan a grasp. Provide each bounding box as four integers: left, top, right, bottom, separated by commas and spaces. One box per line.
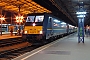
10, 26, 13, 36
88, 26, 90, 36
85, 25, 89, 37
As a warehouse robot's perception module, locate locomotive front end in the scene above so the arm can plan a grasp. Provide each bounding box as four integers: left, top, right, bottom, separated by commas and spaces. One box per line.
22, 15, 45, 44
23, 25, 43, 40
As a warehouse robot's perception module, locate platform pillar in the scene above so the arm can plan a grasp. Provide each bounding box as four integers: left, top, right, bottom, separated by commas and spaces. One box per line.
78, 18, 84, 43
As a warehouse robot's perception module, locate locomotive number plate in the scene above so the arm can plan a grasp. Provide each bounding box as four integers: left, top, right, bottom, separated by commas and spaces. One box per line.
29, 29, 36, 34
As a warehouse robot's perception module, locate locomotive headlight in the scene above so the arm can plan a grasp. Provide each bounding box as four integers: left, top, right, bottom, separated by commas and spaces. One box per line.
39, 31, 43, 34
33, 23, 36, 26
24, 31, 27, 34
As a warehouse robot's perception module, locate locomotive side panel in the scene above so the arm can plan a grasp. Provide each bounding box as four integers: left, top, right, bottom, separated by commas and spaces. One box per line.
46, 16, 53, 39
46, 16, 67, 39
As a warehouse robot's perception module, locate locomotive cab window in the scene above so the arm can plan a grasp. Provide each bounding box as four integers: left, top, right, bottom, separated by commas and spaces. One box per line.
35, 15, 44, 22
26, 16, 35, 22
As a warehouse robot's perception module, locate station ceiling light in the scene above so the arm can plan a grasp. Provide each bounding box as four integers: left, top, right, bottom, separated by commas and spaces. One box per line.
77, 15, 85, 17
61, 22, 66, 24
76, 12, 87, 14
54, 19, 60, 22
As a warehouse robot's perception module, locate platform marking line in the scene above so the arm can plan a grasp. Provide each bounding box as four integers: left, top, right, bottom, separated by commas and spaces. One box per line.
21, 46, 49, 60
21, 40, 60, 60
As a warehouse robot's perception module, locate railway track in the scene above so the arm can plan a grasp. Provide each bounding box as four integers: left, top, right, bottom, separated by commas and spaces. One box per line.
0, 37, 49, 60
0, 37, 31, 60
0, 36, 44, 60
0, 45, 41, 60
0, 37, 24, 47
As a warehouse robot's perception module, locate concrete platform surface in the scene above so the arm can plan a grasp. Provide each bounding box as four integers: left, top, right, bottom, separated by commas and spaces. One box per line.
0, 35, 21, 40
13, 33, 90, 60
0, 32, 21, 40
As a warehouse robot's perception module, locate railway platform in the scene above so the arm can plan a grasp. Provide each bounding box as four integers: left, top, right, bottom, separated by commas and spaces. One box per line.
13, 33, 90, 60
0, 32, 21, 40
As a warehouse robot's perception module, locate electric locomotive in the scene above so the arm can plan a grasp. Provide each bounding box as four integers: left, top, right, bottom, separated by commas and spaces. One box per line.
22, 13, 76, 44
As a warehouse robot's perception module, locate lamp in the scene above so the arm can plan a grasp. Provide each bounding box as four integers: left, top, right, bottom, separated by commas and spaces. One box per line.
0, 15, 5, 36
16, 15, 24, 35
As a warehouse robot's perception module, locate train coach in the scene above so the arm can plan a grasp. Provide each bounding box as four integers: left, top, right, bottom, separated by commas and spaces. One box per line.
22, 13, 76, 45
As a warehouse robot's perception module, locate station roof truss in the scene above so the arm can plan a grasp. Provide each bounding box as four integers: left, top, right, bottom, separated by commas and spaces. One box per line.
0, 0, 51, 15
